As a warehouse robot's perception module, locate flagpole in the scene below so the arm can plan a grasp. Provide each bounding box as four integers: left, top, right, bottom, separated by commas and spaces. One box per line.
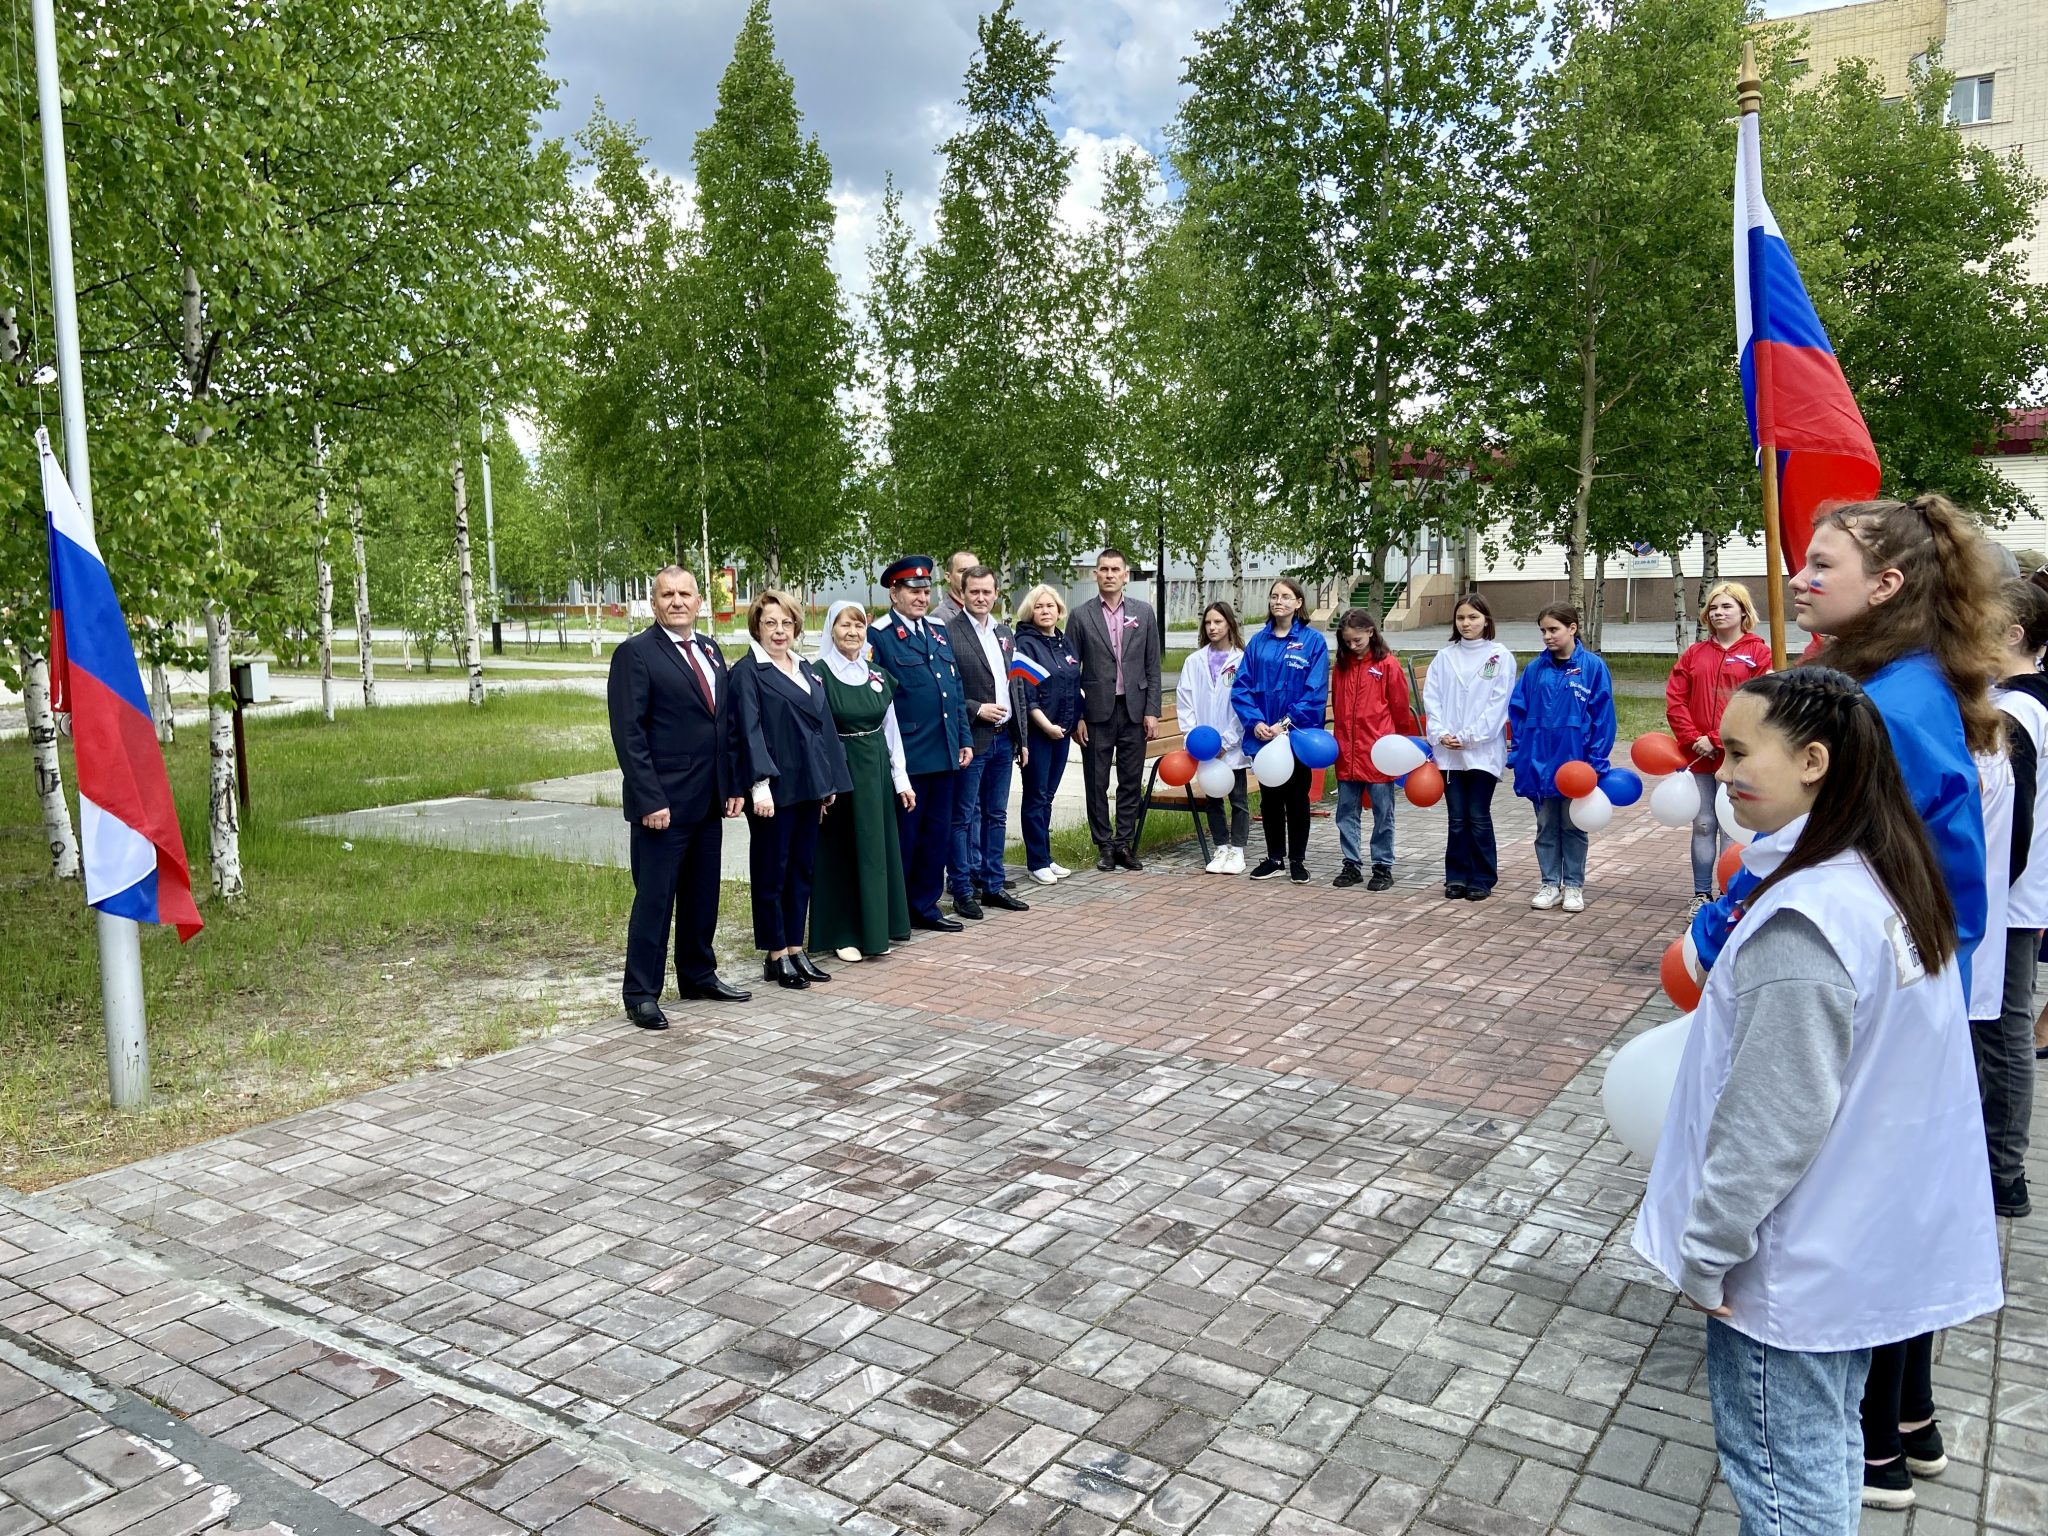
34, 0, 151, 1108
1739, 44, 1789, 669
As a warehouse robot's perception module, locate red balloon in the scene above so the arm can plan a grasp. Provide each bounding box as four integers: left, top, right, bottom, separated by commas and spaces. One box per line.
1158, 750, 1197, 787
1661, 936, 1703, 1011
1631, 733, 1693, 777
1716, 843, 1743, 893
1554, 760, 1599, 799
1404, 761, 1445, 808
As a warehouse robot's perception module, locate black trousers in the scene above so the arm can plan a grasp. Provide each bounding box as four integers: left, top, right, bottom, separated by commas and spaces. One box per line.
896, 768, 958, 921
1443, 769, 1500, 891
1261, 763, 1313, 862
747, 800, 823, 951
624, 811, 723, 1003
1083, 696, 1146, 851
1860, 1333, 1934, 1462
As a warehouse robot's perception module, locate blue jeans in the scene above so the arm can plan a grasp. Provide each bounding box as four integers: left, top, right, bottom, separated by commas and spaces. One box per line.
1443, 769, 1498, 891
1019, 728, 1071, 871
1706, 1318, 1869, 1536
1690, 768, 1724, 894
1336, 780, 1396, 867
1533, 796, 1588, 888
951, 731, 1014, 896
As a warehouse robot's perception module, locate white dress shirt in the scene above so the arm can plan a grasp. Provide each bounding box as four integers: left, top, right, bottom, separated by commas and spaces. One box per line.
966, 612, 1009, 726
659, 624, 717, 703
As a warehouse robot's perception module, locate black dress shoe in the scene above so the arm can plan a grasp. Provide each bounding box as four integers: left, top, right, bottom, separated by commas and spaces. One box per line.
626, 1002, 669, 1031
953, 894, 985, 920
1096, 850, 1117, 872
911, 913, 964, 933
1444, 883, 1467, 899
792, 952, 832, 983
676, 977, 751, 1003
980, 888, 1030, 912
1113, 848, 1144, 871
766, 955, 808, 990
1464, 886, 1493, 902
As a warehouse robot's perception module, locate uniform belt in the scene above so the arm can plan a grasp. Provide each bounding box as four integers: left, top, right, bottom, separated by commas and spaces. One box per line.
838, 725, 885, 739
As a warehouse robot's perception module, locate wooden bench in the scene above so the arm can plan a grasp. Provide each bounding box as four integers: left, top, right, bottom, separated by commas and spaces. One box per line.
1133, 696, 1345, 859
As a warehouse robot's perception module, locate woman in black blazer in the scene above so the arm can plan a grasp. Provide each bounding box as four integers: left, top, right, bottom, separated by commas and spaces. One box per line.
731, 591, 854, 989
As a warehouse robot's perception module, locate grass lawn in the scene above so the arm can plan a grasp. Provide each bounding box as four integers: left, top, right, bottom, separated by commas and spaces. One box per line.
0, 691, 639, 1190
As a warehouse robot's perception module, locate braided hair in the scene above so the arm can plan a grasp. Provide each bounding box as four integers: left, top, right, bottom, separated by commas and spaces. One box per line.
1735, 668, 1956, 972
1806, 494, 2004, 756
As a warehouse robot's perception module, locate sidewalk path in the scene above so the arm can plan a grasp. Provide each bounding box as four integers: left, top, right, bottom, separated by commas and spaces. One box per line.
2, 806, 2039, 1536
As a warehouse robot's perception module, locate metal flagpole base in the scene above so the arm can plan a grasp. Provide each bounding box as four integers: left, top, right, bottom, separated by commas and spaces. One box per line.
96, 911, 151, 1109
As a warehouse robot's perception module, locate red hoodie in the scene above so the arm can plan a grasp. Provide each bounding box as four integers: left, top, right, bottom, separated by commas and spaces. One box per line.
1333, 652, 1417, 782
1665, 633, 1774, 772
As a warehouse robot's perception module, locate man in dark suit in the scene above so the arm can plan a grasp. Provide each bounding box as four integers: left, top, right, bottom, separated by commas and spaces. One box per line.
1069, 547, 1162, 871
945, 566, 1030, 917
608, 566, 750, 1027
868, 555, 974, 931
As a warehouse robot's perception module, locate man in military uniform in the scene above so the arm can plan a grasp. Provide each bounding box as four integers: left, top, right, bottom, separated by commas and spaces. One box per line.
868, 556, 974, 931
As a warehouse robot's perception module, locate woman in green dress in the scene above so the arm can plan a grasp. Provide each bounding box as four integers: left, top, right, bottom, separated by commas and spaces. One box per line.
810, 601, 915, 962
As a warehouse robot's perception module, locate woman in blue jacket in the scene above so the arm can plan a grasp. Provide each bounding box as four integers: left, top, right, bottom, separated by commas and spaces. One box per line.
1507, 603, 1615, 914
1012, 583, 1085, 884
1233, 578, 1330, 882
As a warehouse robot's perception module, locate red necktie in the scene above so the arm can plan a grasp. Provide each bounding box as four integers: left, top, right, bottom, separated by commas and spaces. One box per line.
682, 642, 714, 710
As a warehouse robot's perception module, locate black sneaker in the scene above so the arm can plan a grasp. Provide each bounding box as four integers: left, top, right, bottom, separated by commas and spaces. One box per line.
1995, 1172, 2031, 1218
1444, 883, 1467, 900
1861, 1458, 1914, 1510
1366, 865, 1393, 892
1289, 862, 1310, 884
1249, 857, 1287, 880
1333, 861, 1364, 888
1900, 1421, 1947, 1477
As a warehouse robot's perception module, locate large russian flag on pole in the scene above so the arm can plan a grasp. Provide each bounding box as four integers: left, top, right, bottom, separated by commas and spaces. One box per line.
1734, 110, 1879, 570
41, 428, 202, 941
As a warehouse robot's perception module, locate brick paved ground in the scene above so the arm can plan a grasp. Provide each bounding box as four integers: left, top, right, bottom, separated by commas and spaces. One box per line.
2, 799, 2041, 1535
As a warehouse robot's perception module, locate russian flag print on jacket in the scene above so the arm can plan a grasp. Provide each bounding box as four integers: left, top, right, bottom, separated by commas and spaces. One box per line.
41, 429, 203, 941
1735, 111, 1879, 571
1008, 653, 1050, 687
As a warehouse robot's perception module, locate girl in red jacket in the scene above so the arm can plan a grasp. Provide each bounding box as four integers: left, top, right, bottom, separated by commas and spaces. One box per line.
1331, 608, 1416, 890
1665, 581, 1774, 915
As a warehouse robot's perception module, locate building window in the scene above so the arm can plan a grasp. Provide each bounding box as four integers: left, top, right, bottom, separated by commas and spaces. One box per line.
1950, 74, 1994, 124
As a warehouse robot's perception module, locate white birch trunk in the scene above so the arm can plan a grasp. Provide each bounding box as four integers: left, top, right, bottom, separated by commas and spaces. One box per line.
314, 423, 334, 721
349, 483, 377, 706
22, 645, 81, 879
204, 603, 244, 901
1672, 551, 1689, 653
450, 430, 483, 706
588, 593, 600, 658
150, 656, 174, 745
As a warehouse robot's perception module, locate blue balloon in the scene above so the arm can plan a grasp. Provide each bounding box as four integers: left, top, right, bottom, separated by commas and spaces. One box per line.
1408, 734, 1434, 760
1599, 767, 1644, 807
1185, 724, 1223, 762
1291, 727, 1341, 771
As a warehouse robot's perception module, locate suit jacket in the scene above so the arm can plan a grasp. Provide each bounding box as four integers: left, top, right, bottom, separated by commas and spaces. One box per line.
1069, 594, 1163, 725
945, 612, 1028, 756
730, 650, 854, 805
607, 625, 740, 824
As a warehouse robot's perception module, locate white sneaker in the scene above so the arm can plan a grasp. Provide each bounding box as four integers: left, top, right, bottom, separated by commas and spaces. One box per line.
1030, 867, 1059, 885
1226, 847, 1246, 874
1205, 849, 1229, 874
1562, 886, 1586, 913
1049, 862, 1073, 879
1531, 884, 1563, 910
835, 946, 862, 963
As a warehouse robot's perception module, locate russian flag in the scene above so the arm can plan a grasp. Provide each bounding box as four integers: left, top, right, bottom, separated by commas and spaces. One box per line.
42, 429, 203, 941
1008, 653, 1050, 687
1735, 111, 1880, 571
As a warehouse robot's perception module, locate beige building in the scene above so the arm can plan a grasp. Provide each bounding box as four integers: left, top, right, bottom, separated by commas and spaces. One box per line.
1772, 0, 2048, 280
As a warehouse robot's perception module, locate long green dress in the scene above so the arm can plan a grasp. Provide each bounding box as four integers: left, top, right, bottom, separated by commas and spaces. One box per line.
810, 664, 913, 956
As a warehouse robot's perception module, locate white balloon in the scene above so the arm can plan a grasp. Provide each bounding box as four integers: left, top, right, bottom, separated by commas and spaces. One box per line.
1648, 772, 1701, 829
1715, 782, 1757, 844
1194, 758, 1236, 798
1252, 735, 1296, 786
1568, 786, 1613, 832
1602, 1012, 1695, 1161
1369, 734, 1426, 777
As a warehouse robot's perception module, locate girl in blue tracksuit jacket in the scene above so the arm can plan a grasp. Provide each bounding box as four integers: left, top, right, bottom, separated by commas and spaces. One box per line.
1507, 603, 1615, 913
1232, 578, 1330, 881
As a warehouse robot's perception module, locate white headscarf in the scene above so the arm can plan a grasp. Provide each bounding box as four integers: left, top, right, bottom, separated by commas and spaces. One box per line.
821, 599, 873, 685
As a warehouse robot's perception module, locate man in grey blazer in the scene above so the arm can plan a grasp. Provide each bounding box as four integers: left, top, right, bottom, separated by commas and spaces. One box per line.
1069, 548, 1161, 871
946, 567, 1030, 916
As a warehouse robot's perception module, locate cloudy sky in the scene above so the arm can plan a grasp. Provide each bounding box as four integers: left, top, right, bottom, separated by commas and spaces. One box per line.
540, 0, 1827, 296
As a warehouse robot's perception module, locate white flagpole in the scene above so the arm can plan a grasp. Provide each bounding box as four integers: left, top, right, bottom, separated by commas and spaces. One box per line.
35, 0, 151, 1109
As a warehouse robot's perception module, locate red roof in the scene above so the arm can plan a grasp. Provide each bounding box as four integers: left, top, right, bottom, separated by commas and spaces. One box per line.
1989, 408, 2048, 456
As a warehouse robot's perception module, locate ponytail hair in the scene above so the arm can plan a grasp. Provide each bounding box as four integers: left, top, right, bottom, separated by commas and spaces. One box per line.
1807, 494, 2004, 756
1737, 668, 1956, 972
